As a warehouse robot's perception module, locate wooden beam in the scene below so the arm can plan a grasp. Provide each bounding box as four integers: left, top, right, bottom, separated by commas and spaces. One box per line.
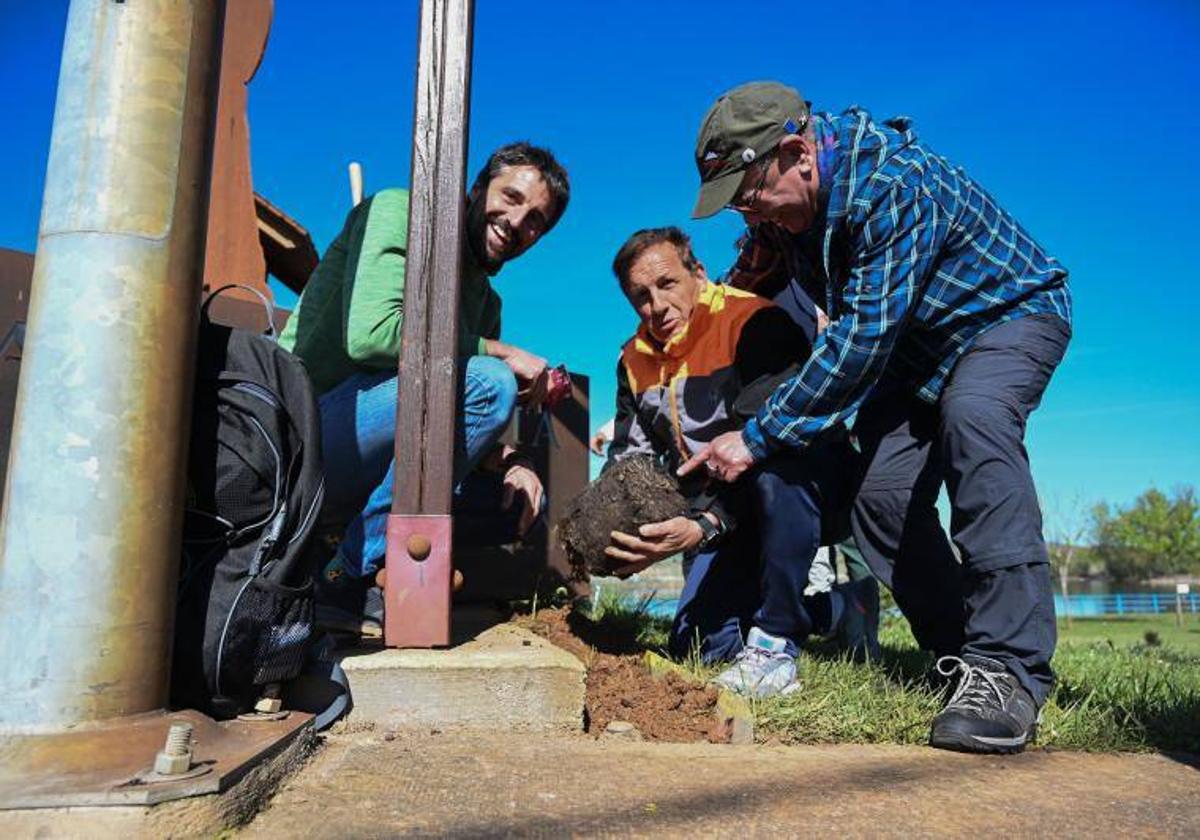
393, 0, 474, 515
385, 0, 474, 647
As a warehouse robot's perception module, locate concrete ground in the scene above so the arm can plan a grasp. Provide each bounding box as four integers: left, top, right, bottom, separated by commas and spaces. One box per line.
241, 731, 1200, 838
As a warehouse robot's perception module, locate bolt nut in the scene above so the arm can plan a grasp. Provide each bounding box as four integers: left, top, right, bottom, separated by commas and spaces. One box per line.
154, 750, 191, 775
154, 720, 194, 776
255, 696, 283, 713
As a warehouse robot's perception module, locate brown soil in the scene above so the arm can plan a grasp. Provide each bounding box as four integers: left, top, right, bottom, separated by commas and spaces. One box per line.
518, 606, 721, 743
556, 455, 689, 578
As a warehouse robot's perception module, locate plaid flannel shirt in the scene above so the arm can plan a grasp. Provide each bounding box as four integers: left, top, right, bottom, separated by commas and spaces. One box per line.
725, 108, 1072, 458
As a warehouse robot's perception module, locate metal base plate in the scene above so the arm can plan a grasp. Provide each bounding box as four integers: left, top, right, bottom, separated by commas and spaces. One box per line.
384, 514, 452, 648
0, 708, 312, 809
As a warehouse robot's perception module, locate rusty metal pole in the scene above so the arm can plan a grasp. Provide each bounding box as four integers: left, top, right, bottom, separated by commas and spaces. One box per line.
0, 0, 224, 731
384, 0, 474, 648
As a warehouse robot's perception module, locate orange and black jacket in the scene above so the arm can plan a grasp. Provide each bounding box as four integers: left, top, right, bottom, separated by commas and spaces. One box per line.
606, 282, 811, 533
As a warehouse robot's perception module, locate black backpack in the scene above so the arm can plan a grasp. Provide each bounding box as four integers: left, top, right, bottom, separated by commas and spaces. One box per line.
171, 287, 326, 720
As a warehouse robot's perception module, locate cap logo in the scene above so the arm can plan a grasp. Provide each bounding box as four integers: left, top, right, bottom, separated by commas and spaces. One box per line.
699, 152, 726, 178
741, 148, 756, 163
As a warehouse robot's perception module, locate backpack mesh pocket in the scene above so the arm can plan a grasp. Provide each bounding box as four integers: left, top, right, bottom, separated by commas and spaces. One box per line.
219, 578, 314, 698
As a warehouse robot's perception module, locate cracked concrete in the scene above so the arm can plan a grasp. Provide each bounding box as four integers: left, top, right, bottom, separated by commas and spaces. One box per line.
241, 731, 1200, 838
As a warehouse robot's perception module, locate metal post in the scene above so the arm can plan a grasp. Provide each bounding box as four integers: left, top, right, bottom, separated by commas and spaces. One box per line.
0, 0, 224, 731
384, 0, 474, 648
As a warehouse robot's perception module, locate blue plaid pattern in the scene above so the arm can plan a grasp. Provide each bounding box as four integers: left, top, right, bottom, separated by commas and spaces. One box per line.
728, 108, 1072, 458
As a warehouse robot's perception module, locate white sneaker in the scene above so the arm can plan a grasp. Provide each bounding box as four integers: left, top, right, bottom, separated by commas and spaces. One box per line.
711, 627, 801, 698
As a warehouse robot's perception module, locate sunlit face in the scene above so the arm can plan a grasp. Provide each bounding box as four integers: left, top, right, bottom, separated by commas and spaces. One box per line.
468, 164, 555, 269
730, 135, 821, 234
623, 242, 705, 344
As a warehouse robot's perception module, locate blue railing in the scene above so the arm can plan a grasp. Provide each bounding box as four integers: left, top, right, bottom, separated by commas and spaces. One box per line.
1056, 592, 1199, 617
618, 591, 1200, 620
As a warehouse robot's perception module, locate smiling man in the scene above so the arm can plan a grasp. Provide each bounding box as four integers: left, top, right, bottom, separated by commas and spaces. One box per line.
280, 142, 570, 637
604, 226, 871, 698
685, 82, 1072, 753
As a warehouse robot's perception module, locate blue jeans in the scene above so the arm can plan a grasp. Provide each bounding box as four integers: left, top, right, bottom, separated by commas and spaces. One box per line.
318, 355, 518, 578
669, 456, 847, 663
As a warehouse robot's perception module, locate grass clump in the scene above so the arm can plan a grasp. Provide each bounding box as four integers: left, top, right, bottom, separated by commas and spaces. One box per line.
578, 593, 1200, 753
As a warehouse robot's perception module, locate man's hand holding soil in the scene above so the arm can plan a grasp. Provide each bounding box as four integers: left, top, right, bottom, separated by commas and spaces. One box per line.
605, 513, 718, 578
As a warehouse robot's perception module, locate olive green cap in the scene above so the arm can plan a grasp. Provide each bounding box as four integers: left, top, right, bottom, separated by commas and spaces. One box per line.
691, 81, 810, 219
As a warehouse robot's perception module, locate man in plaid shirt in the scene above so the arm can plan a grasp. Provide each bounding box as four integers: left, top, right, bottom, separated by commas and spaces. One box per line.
683, 81, 1071, 754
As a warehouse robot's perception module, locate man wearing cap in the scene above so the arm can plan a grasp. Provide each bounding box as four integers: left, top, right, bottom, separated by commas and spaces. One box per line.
681, 82, 1071, 754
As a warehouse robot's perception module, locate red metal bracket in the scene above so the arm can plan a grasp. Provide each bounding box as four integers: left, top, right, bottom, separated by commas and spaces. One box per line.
384, 513, 452, 647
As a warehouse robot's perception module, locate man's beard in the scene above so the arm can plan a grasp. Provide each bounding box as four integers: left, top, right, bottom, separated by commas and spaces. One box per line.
465, 193, 510, 273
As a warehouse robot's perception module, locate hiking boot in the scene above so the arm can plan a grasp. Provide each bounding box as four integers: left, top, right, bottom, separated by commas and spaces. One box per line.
929, 656, 1039, 754
315, 556, 383, 639
711, 627, 801, 699
836, 577, 881, 662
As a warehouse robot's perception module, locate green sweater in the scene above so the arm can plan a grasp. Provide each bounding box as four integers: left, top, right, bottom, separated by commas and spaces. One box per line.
279, 188, 501, 395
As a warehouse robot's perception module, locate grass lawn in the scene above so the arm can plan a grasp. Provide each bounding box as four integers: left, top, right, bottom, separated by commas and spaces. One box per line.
1058, 613, 1200, 651
586, 594, 1200, 754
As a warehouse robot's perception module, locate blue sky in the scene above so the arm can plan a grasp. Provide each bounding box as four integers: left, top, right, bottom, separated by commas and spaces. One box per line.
2, 1, 1198, 533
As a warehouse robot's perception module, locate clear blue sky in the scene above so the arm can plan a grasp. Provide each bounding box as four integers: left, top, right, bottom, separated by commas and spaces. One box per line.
2, 1, 1198, 533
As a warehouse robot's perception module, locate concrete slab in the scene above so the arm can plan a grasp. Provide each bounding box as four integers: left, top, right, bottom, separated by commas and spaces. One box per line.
241, 731, 1200, 838
338, 621, 585, 733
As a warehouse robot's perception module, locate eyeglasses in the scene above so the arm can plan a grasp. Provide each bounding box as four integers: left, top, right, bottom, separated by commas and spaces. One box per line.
725, 152, 774, 214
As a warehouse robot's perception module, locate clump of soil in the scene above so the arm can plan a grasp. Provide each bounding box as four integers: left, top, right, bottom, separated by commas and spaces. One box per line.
556, 455, 689, 577
518, 606, 722, 743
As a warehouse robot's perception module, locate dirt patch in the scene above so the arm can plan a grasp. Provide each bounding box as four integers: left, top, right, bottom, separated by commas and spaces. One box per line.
518, 606, 721, 743
556, 455, 689, 577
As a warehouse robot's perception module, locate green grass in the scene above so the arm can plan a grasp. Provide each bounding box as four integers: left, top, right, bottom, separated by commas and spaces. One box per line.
584, 596, 1200, 753
1058, 614, 1200, 650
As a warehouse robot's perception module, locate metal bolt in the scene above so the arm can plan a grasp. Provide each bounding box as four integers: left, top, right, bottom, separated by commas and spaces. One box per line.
407, 534, 432, 562
154, 721, 194, 776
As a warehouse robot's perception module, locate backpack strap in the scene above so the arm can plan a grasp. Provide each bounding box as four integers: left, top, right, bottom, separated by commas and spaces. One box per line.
202, 284, 278, 339
283, 633, 353, 731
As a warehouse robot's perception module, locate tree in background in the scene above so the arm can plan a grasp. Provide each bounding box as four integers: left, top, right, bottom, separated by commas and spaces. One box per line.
1044, 493, 1092, 628
1092, 486, 1200, 582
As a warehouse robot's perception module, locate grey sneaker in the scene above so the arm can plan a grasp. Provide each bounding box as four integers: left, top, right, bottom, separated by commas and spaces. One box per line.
929, 656, 1039, 754
711, 627, 801, 699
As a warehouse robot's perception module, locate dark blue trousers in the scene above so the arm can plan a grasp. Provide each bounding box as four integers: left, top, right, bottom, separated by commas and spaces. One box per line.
668, 457, 843, 663
850, 314, 1070, 704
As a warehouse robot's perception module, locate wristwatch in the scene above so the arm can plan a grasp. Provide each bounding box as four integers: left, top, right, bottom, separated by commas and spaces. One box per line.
690, 512, 725, 552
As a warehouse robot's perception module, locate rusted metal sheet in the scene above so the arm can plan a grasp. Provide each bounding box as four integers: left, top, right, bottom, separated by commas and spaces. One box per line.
0, 708, 313, 808
0, 0, 224, 731
202, 0, 272, 305
386, 0, 475, 647
539, 374, 591, 597
452, 375, 591, 603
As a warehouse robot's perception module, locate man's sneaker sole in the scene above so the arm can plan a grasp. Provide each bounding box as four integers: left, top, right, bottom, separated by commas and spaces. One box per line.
711, 677, 803, 700
316, 607, 382, 640
929, 719, 1037, 754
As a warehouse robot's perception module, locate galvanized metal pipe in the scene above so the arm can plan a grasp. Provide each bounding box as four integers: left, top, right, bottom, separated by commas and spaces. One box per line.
0, 0, 223, 732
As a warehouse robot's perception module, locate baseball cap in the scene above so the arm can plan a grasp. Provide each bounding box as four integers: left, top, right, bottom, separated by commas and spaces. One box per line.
691, 81, 810, 219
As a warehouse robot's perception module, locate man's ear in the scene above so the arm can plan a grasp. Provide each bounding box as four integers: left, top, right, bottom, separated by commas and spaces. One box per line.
695, 262, 710, 283
778, 134, 814, 174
